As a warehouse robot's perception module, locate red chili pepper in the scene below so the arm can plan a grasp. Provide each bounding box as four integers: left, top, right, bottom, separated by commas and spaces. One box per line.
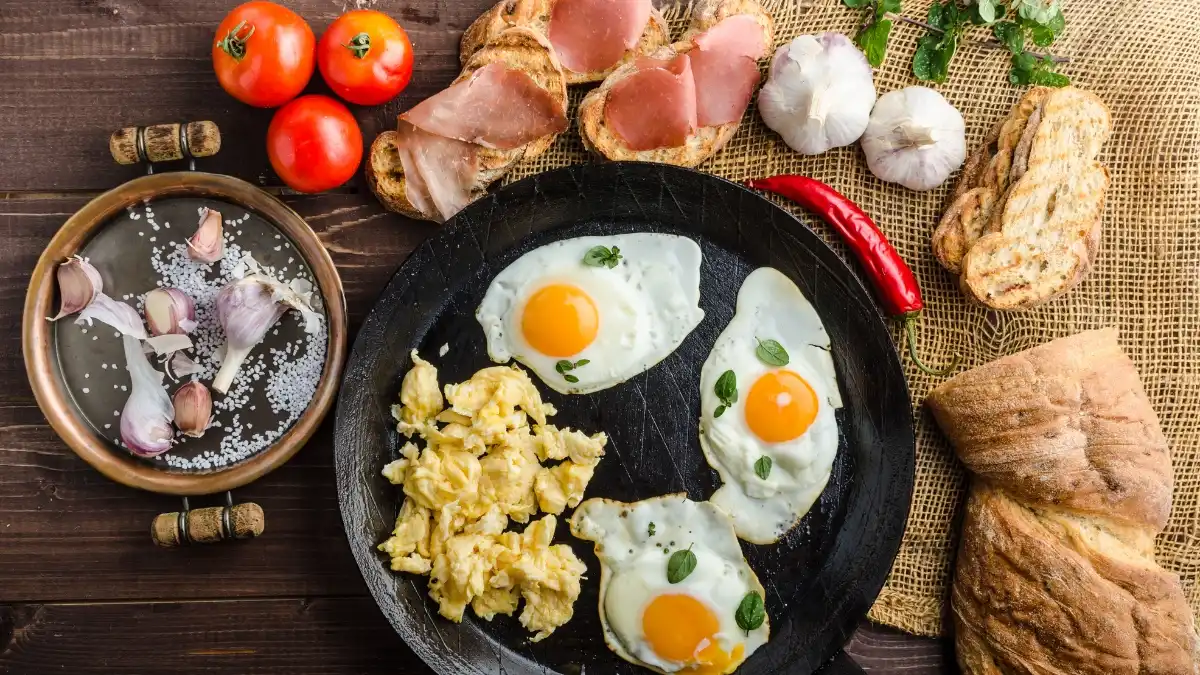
745, 175, 958, 376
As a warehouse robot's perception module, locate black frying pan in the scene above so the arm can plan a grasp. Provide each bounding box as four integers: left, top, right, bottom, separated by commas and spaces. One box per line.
334, 162, 915, 675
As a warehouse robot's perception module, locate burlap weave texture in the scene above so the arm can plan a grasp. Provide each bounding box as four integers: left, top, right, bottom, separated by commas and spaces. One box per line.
504, 0, 1200, 637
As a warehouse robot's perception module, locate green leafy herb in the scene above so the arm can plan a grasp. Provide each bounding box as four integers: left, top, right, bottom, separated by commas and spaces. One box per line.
857, 18, 893, 68
911, 1, 968, 84
841, 0, 871, 7
667, 545, 697, 584
555, 359, 590, 384
735, 592, 766, 633
754, 456, 773, 480
755, 339, 790, 367
583, 245, 622, 269
648, 522, 656, 537
713, 370, 737, 418
975, 0, 998, 23
993, 21, 1024, 53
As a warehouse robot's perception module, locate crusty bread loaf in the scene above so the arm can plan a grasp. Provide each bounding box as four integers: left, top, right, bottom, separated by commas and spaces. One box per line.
960, 88, 1111, 309
366, 27, 567, 222
934, 88, 1051, 274
460, 0, 671, 85
577, 0, 773, 167
927, 329, 1198, 675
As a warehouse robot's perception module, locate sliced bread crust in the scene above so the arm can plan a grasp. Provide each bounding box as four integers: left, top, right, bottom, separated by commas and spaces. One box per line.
577, 0, 774, 167
366, 27, 568, 222
460, 0, 671, 85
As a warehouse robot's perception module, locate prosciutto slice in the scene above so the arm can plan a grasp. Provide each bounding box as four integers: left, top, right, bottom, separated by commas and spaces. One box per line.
605, 54, 698, 151
688, 16, 767, 127
394, 120, 480, 224
548, 0, 653, 74
402, 62, 567, 150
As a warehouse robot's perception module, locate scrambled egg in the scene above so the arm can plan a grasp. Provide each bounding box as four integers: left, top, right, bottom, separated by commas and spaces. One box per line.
379, 350, 606, 641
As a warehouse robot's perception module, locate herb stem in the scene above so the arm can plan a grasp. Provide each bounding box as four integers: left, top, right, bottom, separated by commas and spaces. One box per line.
885, 12, 1070, 63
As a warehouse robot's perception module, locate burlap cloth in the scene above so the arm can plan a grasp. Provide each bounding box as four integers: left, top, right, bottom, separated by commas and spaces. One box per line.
504, 0, 1200, 637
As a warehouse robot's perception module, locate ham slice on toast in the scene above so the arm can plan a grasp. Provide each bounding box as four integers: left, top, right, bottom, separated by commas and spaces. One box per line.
578, 0, 774, 167
460, 0, 671, 84
367, 27, 568, 223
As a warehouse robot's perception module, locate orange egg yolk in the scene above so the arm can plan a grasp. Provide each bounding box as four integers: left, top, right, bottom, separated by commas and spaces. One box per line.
642, 594, 745, 673
744, 369, 819, 443
520, 283, 599, 357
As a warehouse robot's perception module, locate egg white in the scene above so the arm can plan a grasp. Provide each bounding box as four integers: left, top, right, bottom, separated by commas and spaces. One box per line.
476, 234, 704, 394
569, 494, 770, 674
698, 267, 844, 544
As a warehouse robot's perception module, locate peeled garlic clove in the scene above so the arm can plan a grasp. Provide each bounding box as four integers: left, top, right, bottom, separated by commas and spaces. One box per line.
49, 256, 103, 321
144, 287, 196, 335
119, 335, 175, 457
172, 380, 212, 438
188, 207, 225, 264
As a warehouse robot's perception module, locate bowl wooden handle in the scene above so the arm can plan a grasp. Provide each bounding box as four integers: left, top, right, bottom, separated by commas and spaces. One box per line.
151, 501, 264, 547
110, 121, 221, 166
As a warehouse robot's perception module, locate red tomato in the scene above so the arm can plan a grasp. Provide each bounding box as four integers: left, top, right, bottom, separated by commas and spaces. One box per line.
317, 10, 413, 106
213, 1, 315, 108
266, 95, 363, 193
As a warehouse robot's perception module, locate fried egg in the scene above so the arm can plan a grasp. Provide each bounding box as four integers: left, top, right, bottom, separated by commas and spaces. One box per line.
476, 234, 704, 394
698, 267, 843, 544
569, 494, 770, 674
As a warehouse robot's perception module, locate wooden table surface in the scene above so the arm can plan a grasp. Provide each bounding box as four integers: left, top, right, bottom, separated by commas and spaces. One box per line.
0, 1, 954, 672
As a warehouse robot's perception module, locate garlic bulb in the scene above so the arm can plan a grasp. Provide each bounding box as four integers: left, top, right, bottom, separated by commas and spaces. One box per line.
119, 334, 175, 457
211, 273, 322, 394
188, 207, 225, 264
49, 256, 102, 321
860, 86, 967, 191
758, 33, 877, 156
173, 380, 212, 438
144, 287, 196, 335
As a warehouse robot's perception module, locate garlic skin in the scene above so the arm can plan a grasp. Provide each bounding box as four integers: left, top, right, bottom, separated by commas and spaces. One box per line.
76, 293, 148, 339
860, 86, 967, 191
758, 33, 877, 156
49, 256, 103, 321
188, 207, 225, 264
172, 380, 212, 438
211, 274, 322, 394
144, 287, 196, 335
119, 335, 175, 457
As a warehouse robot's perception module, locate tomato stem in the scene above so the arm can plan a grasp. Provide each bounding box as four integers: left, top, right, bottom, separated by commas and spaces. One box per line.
344, 32, 371, 59
217, 20, 255, 61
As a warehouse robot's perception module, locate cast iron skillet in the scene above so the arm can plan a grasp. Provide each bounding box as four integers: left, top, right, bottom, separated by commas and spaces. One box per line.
334, 162, 915, 674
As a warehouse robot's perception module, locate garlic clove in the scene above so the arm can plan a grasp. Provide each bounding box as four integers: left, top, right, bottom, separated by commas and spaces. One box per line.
76, 293, 148, 339
144, 287, 196, 336
172, 380, 212, 438
48, 256, 103, 321
188, 207, 225, 264
119, 334, 175, 457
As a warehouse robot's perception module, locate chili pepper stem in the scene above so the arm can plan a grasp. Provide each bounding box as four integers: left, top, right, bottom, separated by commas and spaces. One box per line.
903, 314, 960, 376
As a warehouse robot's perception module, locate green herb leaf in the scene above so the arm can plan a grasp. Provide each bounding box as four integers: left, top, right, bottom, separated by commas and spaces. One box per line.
1046, 7, 1065, 34
926, 1, 945, 27
975, 0, 997, 23
913, 33, 954, 82
555, 360, 572, 374
841, 0, 870, 8
714, 404, 727, 418
574, 359, 590, 367
878, 0, 901, 15
583, 245, 622, 269
667, 545, 697, 584
993, 21, 1024, 53
755, 339, 790, 367
857, 18, 893, 68
735, 592, 766, 633
648, 522, 656, 537
754, 456, 773, 480
563, 373, 579, 383
1029, 66, 1070, 87
715, 370, 737, 406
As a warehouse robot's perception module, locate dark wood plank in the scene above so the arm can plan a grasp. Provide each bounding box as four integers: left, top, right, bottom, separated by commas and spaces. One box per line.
0, 192, 431, 603
0, 0, 499, 191
0, 597, 944, 674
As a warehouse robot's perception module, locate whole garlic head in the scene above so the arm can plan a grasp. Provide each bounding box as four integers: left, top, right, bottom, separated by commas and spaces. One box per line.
757, 32, 877, 156
860, 86, 967, 191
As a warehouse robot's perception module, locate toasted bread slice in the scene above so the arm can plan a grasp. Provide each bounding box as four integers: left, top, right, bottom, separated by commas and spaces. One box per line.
577, 0, 774, 167
959, 88, 1112, 310
366, 27, 568, 222
933, 88, 1051, 274
460, 0, 671, 85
